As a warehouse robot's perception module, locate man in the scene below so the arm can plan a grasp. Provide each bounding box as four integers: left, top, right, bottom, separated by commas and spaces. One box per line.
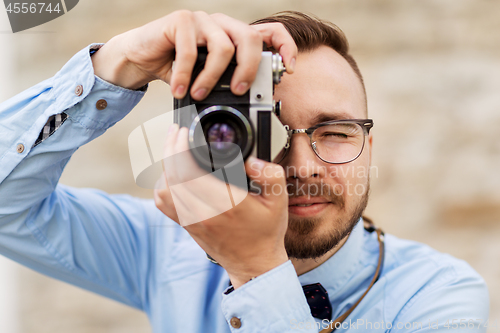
0, 10, 489, 332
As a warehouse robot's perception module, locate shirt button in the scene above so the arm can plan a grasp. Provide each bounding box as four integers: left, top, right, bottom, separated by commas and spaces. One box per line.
230, 317, 241, 329
75, 85, 83, 96
16, 144, 25, 154
96, 99, 108, 110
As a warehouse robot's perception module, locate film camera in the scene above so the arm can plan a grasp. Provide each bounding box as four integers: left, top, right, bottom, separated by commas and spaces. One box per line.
173, 47, 289, 187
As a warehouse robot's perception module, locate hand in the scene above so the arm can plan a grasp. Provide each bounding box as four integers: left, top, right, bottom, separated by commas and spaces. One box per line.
91, 10, 297, 98
154, 124, 289, 289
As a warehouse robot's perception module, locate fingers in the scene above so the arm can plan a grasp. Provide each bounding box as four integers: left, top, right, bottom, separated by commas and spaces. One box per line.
210, 13, 263, 95
161, 125, 247, 226
123, 10, 297, 97
245, 156, 287, 201
165, 10, 234, 100
252, 23, 297, 74
189, 12, 236, 100
163, 125, 201, 186
164, 123, 180, 157
166, 11, 198, 99
168, 11, 297, 100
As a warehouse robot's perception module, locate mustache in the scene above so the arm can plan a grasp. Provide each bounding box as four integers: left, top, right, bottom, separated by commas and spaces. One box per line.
287, 179, 345, 209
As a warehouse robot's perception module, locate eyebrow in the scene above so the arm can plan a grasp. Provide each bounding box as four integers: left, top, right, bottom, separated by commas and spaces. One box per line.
310, 111, 357, 125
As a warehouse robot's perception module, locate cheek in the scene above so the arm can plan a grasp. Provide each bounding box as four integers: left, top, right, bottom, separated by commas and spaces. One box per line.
325, 162, 370, 197
326, 163, 368, 182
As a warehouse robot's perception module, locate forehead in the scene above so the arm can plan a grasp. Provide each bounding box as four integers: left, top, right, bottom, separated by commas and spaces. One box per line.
273, 45, 366, 129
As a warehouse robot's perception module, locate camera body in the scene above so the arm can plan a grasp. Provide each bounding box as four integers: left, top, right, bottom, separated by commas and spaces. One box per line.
173, 47, 288, 175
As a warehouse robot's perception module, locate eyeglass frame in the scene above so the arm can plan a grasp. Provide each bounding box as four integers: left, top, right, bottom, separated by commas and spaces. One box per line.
277, 119, 374, 165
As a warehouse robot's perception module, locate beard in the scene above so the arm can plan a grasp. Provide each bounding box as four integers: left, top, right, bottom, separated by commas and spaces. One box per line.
284, 178, 370, 259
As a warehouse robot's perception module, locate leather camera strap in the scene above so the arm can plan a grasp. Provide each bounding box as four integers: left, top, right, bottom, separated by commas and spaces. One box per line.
319, 217, 385, 333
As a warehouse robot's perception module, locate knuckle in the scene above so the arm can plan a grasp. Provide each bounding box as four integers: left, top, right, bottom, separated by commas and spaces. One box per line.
270, 22, 286, 33
278, 23, 289, 34
210, 12, 225, 20
247, 28, 262, 42
269, 22, 290, 39
193, 10, 209, 19
219, 42, 235, 57
173, 9, 194, 22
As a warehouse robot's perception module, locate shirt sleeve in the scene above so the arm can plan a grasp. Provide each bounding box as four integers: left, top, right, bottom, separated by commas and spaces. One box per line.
388, 259, 490, 333
221, 260, 319, 332
0, 44, 160, 311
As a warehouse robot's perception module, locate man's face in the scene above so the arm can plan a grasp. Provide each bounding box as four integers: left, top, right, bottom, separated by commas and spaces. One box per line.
273, 45, 372, 259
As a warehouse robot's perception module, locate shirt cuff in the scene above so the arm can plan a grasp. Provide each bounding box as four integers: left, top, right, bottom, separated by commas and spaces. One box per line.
0, 44, 145, 184
52, 44, 145, 130
221, 261, 317, 332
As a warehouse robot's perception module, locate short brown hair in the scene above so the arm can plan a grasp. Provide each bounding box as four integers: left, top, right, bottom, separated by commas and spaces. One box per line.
251, 11, 366, 104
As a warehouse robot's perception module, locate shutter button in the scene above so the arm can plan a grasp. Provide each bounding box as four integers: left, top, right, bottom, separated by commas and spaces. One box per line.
16, 144, 25, 154
75, 85, 83, 96
96, 99, 107, 110
230, 317, 241, 329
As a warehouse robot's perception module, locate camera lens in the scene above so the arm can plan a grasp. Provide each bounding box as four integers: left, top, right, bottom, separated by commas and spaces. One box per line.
189, 106, 254, 171
207, 123, 236, 151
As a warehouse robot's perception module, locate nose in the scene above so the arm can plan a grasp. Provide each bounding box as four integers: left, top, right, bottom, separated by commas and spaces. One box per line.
281, 133, 326, 181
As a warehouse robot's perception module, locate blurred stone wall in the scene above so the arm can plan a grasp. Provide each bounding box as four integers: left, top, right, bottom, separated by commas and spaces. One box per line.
1, 0, 498, 332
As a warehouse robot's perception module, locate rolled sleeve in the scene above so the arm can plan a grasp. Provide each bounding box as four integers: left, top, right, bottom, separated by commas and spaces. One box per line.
0, 44, 145, 215
0, 44, 145, 184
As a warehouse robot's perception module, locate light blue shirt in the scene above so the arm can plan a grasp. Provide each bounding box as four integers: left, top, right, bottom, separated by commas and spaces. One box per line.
0, 45, 490, 333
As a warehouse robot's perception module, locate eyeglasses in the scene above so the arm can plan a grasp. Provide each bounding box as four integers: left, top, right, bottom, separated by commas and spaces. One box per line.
274, 119, 373, 164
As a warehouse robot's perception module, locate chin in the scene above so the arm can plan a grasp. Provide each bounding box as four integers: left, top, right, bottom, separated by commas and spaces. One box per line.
284, 189, 370, 260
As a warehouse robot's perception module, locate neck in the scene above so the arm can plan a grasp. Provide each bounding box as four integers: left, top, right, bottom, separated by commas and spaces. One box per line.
291, 235, 349, 276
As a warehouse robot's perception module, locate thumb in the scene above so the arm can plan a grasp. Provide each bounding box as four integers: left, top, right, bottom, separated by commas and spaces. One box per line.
245, 156, 286, 200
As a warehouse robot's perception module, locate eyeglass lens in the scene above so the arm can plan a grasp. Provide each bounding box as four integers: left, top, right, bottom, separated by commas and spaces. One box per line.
274, 122, 366, 164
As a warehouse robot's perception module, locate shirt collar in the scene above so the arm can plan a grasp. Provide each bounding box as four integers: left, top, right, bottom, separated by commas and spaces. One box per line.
297, 218, 365, 294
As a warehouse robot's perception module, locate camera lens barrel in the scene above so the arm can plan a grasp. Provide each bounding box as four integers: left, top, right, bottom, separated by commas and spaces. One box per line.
189, 105, 254, 171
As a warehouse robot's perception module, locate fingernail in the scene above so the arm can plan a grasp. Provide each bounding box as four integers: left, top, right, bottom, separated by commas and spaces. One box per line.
248, 156, 265, 171
235, 82, 248, 95
193, 88, 207, 100
175, 85, 186, 97
289, 58, 296, 73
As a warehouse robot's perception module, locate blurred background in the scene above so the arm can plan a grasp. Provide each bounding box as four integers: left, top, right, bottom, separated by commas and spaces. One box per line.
0, 0, 499, 332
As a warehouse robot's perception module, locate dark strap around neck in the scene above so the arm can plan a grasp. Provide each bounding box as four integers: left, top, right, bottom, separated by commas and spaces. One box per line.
319, 217, 385, 333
